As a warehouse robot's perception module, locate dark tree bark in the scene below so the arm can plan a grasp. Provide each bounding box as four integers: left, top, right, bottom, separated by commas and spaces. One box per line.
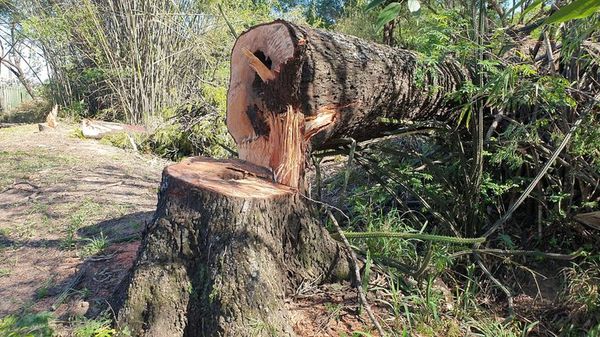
116, 157, 350, 336
383, 19, 396, 46
227, 20, 469, 188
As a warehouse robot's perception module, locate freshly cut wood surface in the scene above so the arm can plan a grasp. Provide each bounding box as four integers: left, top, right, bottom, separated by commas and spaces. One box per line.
166, 157, 292, 198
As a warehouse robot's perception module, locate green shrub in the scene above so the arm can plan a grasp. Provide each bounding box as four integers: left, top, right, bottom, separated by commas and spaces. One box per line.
99, 132, 139, 150
142, 100, 234, 160
0, 98, 52, 123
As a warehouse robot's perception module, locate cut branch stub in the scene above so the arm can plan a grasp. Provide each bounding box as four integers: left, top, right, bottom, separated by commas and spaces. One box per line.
227, 20, 468, 189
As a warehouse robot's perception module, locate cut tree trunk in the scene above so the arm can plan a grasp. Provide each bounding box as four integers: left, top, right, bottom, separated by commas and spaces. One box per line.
227, 20, 469, 188
116, 157, 350, 336
117, 20, 469, 336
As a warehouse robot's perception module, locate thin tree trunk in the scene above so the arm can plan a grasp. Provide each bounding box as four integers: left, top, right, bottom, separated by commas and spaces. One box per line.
1, 59, 36, 98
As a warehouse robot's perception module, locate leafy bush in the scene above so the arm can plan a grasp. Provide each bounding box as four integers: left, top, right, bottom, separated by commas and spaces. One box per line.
0, 98, 52, 123
140, 92, 234, 160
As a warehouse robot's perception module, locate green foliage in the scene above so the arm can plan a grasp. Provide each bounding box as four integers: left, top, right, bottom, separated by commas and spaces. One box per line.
545, 0, 600, 24
99, 132, 136, 150
0, 98, 52, 123
316, 3, 600, 335
572, 113, 600, 172
73, 315, 117, 337
334, 2, 380, 42
277, 0, 347, 26
368, 0, 422, 31
141, 102, 233, 160
375, 2, 402, 31
365, 0, 387, 11
0, 312, 54, 337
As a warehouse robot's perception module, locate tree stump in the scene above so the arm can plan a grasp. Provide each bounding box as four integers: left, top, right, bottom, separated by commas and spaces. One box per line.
117, 157, 350, 336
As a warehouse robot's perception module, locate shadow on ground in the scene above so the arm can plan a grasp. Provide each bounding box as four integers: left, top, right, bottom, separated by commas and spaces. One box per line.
78, 211, 154, 242
28, 211, 154, 320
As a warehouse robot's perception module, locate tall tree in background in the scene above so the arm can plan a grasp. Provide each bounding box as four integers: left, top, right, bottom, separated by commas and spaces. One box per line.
0, 1, 42, 97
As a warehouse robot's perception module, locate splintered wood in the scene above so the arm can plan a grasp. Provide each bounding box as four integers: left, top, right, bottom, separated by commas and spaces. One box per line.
233, 41, 339, 189
238, 106, 337, 188
242, 48, 276, 82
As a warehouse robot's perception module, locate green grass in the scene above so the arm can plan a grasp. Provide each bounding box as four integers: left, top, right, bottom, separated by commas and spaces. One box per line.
0, 311, 54, 337
324, 302, 343, 321
69, 199, 103, 228
0, 150, 76, 189
0, 311, 125, 337
561, 258, 600, 325
79, 232, 109, 258
73, 314, 119, 337
62, 198, 104, 250
35, 277, 55, 300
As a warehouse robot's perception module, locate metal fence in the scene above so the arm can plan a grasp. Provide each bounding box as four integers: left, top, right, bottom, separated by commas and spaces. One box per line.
0, 83, 32, 111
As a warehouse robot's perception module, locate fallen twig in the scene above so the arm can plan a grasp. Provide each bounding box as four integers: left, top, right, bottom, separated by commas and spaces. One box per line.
52, 265, 89, 311
326, 210, 386, 336
450, 248, 585, 260
473, 252, 514, 322
337, 231, 485, 244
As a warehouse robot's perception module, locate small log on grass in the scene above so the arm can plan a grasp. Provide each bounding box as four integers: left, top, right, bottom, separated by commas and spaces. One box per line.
117, 20, 470, 336
81, 119, 146, 140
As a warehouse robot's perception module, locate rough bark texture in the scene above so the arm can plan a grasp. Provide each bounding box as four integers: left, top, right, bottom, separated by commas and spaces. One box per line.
227, 20, 469, 187
227, 20, 469, 153
117, 157, 350, 336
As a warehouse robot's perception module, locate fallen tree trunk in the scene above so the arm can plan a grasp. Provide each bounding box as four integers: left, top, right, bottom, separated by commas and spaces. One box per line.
227, 20, 469, 187
80, 119, 146, 140
117, 20, 469, 336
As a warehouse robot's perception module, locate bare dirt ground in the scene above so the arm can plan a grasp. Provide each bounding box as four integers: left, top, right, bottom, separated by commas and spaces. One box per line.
0, 124, 167, 332
0, 123, 387, 336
